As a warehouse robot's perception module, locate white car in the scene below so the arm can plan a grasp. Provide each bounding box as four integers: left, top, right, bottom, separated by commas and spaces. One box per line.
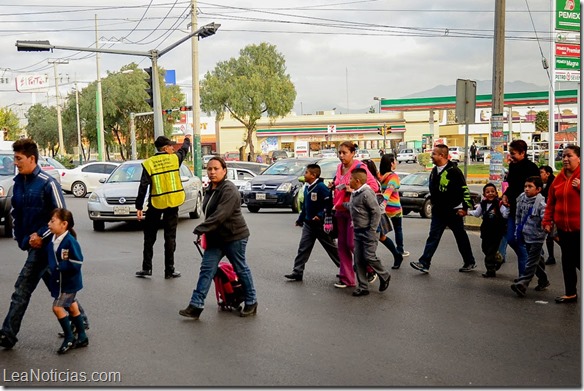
202, 167, 256, 201
319, 149, 337, 158
87, 161, 203, 231
356, 149, 371, 159
61, 161, 120, 198
397, 149, 419, 163
448, 146, 465, 162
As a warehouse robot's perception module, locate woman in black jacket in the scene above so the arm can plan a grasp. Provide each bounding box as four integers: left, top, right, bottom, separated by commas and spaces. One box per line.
179, 157, 258, 319
540, 165, 558, 265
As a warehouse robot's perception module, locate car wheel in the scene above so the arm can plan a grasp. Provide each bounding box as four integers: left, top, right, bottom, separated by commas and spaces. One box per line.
247, 205, 260, 213
72, 181, 87, 198
421, 199, 432, 219
92, 220, 105, 232
3, 214, 13, 238
190, 192, 203, 219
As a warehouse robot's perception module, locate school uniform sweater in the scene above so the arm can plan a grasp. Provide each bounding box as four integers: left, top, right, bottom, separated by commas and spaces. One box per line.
296, 178, 332, 225
47, 231, 84, 298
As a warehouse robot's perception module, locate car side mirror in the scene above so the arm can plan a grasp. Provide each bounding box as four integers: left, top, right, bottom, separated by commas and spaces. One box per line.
298, 175, 305, 183
180, 176, 189, 182
99, 178, 106, 183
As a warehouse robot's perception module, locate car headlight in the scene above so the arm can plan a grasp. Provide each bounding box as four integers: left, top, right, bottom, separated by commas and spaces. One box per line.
402, 192, 419, 198
0, 186, 4, 197
277, 182, 292, 192
88, 192, 100, 202
243, 181, 251, 191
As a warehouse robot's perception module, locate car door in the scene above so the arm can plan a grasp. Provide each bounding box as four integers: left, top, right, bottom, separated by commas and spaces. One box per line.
179, 164, 196, 212
81, 163, 107, 192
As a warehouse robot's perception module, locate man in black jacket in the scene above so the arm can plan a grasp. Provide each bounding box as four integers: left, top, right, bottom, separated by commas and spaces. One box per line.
410, 144, 476, 273
499, 139, 540, 275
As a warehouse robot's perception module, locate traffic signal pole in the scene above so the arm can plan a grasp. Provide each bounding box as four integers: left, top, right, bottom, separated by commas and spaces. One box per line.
150, 53, 164, 139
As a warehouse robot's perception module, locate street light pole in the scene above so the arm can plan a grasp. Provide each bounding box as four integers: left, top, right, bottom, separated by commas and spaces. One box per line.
191, 0, 202, 177
74, 81, 82, 165
48, 59, 68, 155
95, 15, 106, 162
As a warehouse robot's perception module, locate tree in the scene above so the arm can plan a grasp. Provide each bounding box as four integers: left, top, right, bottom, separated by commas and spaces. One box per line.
25, 104, 59, 155
0, 108, 22, 140
200, 42, 296, 158
535, 111, 549, 133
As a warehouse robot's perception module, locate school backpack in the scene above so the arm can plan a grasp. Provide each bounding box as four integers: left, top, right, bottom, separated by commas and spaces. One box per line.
213, 262, 245, 311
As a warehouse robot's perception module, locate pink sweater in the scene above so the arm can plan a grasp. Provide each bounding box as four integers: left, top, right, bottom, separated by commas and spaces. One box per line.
332, 160, 379, 211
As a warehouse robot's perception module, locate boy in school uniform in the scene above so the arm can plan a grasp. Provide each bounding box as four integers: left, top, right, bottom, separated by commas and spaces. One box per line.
510, 176, 550, 297
344, 168, 391, 297
285, 164, 340, 281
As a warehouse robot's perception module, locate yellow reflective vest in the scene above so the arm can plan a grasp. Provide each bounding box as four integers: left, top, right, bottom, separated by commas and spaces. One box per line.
142, 154, 186, 209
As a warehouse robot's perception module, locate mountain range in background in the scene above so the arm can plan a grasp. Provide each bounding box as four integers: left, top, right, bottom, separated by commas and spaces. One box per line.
334, 80, 578, 115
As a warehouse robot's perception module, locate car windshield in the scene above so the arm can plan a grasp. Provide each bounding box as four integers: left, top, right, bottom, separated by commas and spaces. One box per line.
0, 152, 15, 176
43, 156, 66, 169
400, 172, 429, 186
107, 163, 143, 183
262, 160, 308, 176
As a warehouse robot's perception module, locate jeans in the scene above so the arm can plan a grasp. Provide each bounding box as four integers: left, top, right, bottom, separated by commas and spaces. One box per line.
500, 218, 528, 276
142, 206, 179, 273
190, 238, 257, 308
516, 242, 547, 287
390, 216, 405, 254
419, 211, 475, 267
292, 221, 340, 274
2, 249, 48, 343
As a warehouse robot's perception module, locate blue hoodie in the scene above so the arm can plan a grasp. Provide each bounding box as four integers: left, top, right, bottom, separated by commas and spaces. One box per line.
515, 192, 546, 244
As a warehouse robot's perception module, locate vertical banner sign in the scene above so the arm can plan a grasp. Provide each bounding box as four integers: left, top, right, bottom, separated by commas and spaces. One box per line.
489, 114, 505, 182
555, 0, 581, 82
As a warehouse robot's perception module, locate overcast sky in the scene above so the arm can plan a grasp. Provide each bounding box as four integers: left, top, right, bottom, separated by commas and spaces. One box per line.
0, 0, 568, 117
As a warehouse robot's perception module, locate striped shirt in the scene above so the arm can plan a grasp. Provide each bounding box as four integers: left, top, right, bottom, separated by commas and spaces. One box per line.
380, 172, 402, 217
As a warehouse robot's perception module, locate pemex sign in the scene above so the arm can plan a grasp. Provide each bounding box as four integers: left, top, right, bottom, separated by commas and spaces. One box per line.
555, 0, 581, 82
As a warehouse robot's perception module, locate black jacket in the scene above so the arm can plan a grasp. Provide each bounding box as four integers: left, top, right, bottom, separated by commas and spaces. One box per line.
194, 178, 250, 246
503, 157, 539, 216
541, 174, 555, 200
428, 161, 473, 215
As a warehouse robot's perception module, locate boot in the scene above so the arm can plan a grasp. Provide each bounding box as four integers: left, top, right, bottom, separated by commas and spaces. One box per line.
71, 315, 89, 348
57, 317, 75, 354
179, 305, 203, 319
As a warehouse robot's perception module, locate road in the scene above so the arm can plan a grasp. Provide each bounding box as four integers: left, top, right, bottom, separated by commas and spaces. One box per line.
0, 194, 580, 387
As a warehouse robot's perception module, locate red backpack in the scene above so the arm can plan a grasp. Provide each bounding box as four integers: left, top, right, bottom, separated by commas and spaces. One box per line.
213, 262, 246, 311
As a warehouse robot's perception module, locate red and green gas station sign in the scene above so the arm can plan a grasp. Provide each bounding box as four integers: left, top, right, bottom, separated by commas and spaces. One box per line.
555, 0, 580, 81
556, 0, 580, 31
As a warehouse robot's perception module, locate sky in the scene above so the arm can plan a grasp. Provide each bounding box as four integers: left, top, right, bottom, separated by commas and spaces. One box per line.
0, 0, 572, 119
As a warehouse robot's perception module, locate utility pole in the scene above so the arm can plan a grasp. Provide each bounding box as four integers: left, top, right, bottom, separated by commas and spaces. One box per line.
489, 0, 506, 183
191, 0, 202, 177
48, 59, 68, 155
95, 15, 106, 162
129, 112, 137, 160
74, 81, 82, 165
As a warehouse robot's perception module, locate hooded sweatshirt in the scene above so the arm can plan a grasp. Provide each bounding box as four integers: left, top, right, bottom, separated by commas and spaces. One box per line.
515, 192, 546, 243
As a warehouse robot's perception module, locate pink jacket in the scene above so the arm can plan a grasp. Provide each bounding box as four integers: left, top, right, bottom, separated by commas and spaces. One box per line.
332, 160, 379, 211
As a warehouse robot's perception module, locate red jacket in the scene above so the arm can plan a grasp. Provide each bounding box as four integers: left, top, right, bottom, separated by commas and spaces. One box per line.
542, 165, 581, 232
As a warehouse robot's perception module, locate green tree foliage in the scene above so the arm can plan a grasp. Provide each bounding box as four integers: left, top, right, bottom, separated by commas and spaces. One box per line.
200, 42, 296, 158
25, 104, 59, 156
0, 108, 22, 140
535, 111, 548, 133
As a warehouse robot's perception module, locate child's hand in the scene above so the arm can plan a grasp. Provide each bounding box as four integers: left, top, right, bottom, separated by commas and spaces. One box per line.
572, 178, 580, 188
501, 195, 510, 207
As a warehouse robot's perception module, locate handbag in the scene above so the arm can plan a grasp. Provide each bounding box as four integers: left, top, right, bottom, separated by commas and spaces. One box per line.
324, 212, 338, 239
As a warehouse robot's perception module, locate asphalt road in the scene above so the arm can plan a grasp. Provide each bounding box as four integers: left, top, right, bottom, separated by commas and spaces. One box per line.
0, 194, 580, 387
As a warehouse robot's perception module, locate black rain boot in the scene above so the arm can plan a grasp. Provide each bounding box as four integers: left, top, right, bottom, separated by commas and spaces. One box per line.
71, 315, 89, 348
57, 317, 76, 354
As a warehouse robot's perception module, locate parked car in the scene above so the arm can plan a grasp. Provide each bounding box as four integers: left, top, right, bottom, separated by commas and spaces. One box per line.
397, 148, 419, 163
0, 150, 15, 237
202, 167, 256, 202
203, 154, 219, 168
87, 161, 203, 231
41, 156, 67, 176
223, 152, 240, 161
61, 161, 120, 198
356, 149, 371, 159
268, 150, 289, 163
476, 146, 490, 162
226, 161, 269, 175
242, 157, 338, 213
399, 171, 481, 218
448, 146, 465, 162
317, 149, 338, 158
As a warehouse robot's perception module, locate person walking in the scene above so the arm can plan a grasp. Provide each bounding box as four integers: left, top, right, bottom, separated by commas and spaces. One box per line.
135, 135, 191, 279
331, 142, 379, 289
0, 139, 88, 350
510, 176, 550, 297
470, 143, 477, 162
344, 168, 391, 296
499, 140, 540, 276
285, 164, 340, 281
410, 144, 476, 274
379, 153, 409, 267
539, 165, 558, 265
179, 157, 258, 319
47, 208, 88, 354
543, 145, 580, 304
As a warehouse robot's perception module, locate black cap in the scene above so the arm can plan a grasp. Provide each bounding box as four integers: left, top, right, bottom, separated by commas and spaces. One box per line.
154, 136, 176, 149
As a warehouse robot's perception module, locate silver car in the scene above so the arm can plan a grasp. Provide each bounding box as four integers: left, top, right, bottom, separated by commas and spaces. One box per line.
87, 160, 203, 231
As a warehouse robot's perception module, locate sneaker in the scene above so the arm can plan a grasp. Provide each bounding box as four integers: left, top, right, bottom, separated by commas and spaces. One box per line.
334, 281, 348, 289
240, 302, 258, 317
534, 281, 550, 291
459, 263, 477, 272
352, 288, 370, 297
410, 261, 429, 274
135, 270, 152, 278
165, 270, 181, 279
401, 251, 410, 257
284, 273, 303, 281
545, 258, 556, 265
0, 332, 16, 349
511, 283, 526, 297
379, 275, 391, 292
179, 305, 203, 319
367, 272, 378, 284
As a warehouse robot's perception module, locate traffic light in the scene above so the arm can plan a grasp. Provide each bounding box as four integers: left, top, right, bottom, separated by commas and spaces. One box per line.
377, 127, 383, 136
387, 125, 392, 134
144, 67, 154, 108
163, 109, 173, 114
179, 106, 192, 111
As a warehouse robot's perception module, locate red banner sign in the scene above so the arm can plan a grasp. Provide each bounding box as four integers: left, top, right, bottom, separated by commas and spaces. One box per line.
556, 43, 581, 57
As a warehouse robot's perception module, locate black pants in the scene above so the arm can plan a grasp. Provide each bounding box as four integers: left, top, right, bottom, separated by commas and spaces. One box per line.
481, 230, 503, 272
557, 230, 581, 296
142, 206, 179, 273
292, 221, 340, 274
419, 211, 475, 267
